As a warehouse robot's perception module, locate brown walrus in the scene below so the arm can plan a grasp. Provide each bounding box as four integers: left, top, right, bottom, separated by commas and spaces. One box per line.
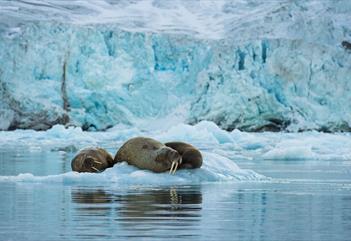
71, 147, 114, 173
114, 137, 182, 174
165, 142, 203, 169
71, 138, 203, 174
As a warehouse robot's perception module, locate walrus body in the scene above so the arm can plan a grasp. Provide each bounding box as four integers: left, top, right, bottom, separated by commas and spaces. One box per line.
165, 142, 203, 169
114, 137, 182, 173
71, 147, 114, 173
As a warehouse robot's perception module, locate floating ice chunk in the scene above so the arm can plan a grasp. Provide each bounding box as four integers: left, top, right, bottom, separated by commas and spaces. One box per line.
46, 125, 84, 139
194, 121, 234, 144
262, 145, 316, 160
156, 121, 234, 144
0, 151, 266, 185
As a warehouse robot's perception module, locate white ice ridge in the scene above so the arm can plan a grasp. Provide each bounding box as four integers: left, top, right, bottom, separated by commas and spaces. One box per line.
0, 1, 351, 132
0, 121, 350, 161
0, 121, 350, 184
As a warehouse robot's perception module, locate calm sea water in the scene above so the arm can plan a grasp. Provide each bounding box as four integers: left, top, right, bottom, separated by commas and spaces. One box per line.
0, 147, 350, 241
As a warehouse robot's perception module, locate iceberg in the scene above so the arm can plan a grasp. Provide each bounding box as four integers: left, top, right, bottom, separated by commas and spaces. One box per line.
0, 153, 265, 185
0, 0, 350, 132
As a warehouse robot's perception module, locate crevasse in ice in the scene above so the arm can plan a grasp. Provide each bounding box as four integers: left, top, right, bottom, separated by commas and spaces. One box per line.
0, 0, 350, 131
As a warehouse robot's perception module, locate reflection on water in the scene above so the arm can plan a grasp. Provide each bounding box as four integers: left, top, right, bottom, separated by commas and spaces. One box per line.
0, 182, 351, 241
71, 186, 202, 239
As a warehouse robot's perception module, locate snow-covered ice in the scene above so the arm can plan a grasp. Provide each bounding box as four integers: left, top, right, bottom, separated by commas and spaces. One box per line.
0, 121, 350, 185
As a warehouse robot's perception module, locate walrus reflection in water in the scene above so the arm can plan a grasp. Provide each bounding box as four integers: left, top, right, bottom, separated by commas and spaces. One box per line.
71, 147, 114, 173
114, 187, 203, 221
71, 187, 202, 221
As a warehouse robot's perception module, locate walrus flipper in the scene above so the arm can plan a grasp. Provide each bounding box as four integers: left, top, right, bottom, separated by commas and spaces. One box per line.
164, 142, 203, 169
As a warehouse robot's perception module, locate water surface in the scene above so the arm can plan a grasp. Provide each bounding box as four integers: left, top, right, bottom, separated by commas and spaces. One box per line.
0, 146, 350, 241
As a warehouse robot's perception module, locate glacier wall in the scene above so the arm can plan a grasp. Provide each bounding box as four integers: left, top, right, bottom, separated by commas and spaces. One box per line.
0, 23, 212, 130
0, 0, 351, 132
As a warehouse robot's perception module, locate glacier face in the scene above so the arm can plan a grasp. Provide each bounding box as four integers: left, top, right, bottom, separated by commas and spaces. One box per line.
0, 0, 351, 131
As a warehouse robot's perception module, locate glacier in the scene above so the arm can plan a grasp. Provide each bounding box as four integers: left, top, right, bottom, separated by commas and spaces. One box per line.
0, 0, 351, 132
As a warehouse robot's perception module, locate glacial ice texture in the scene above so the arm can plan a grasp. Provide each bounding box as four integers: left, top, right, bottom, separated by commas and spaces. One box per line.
0, 0, 351, 131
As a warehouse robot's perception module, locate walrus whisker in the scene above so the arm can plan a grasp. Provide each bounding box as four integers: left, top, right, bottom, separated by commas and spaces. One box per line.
94, 161, 102, 164
91, 166, 100, 172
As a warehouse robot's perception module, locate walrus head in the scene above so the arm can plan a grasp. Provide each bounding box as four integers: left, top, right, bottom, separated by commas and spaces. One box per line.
71, 148, 112, 173
71, 154, 101, 173
155, 146, 182, 175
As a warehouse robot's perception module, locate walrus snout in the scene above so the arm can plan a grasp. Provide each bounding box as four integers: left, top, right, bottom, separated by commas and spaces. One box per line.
167, 149, 182, 175
155, 147, 182, 174
82, 156, 102, 173
72, 154, 103, 173
167, 147, 182, 165
156, 147, 181, 164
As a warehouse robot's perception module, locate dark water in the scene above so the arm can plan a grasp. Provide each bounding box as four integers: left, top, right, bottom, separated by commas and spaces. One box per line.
0, 148, 351, 241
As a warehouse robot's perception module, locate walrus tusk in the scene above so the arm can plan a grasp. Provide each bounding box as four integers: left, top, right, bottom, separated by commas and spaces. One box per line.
169, 162, 175, 174
172, 157, 181, 174
91, 166, 100, 172
169, 161, 178, 175
94, 161, 102, 164
172, 162, 178, 174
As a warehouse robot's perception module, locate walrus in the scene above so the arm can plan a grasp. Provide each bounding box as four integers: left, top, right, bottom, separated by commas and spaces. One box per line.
71, 147, 114, 173
165, 142, 203, 169
114, 137, 182, 174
